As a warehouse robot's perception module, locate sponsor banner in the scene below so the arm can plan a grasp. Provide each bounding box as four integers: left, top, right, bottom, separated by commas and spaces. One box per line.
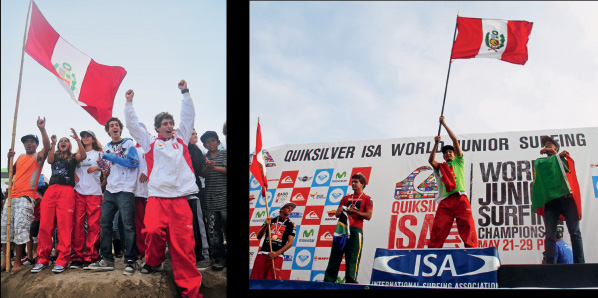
370, 248, 499, 288
249, 127, 598, 284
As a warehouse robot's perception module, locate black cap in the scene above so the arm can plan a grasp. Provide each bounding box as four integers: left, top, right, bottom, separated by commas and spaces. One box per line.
441, 145, 455, 154
541, 136, 560, 151
21, 134, 39, 145
200, 131, 219, 143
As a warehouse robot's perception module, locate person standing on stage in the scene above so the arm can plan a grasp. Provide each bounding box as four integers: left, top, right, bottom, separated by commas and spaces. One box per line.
532, 136, 584, 264
324, 173, 373, 284
427, 116, 477, 248
250, 202, 296, 280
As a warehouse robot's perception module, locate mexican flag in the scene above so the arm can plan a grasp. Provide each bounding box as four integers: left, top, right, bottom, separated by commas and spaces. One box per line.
25, 1, 127, 125
451, 16, 533, 65
532, 154, 582, 220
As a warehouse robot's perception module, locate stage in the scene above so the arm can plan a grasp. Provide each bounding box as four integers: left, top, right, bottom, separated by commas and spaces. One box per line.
250, 263, 598, 289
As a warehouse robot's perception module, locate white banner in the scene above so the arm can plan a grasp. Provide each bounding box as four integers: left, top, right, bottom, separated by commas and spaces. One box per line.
249, 127, 598, 284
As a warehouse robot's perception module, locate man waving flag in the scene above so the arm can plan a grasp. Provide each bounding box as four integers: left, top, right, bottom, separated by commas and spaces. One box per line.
451, 16, 533, 65
25, 1, 127, 125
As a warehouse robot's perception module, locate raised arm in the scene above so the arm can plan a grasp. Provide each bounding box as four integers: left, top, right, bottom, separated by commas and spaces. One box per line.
124, 89, 153, 151
47, 135, 57, 165
439, 116, 462, 157
175, 80, 196, 144
71, 128, 87, 162
428, 136, 441, 171
36, 117, 51, 166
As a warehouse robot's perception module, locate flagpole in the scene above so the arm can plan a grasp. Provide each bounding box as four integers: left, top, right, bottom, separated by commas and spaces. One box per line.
437, 13, 459, 136
255, 117, 277, 279
5, 0, 33, 272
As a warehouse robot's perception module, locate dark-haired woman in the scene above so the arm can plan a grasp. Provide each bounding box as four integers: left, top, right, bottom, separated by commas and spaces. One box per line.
31, 129, 86, 274
70, 130, 104, 269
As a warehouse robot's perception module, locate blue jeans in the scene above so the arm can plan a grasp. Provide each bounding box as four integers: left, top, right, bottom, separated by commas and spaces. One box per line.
99, 191, 137, 262
204, 209, 227, 261
543, 195, 585, 264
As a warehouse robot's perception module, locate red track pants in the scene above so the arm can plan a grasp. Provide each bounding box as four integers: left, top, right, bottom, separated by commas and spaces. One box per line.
71, 192, 102, 262
428, 193, 478, 248
250, 253, 284, 279
134, 197, 147, 258
36, 184, 75, 267
144, 197, 201, 298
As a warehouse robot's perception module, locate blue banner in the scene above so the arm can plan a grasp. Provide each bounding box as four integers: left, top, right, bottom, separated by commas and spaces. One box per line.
370, 247, 500, 288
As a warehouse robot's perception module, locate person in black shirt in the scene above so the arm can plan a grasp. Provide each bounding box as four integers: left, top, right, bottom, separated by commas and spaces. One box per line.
32, 129, 86, 274
187, 129, 211, 270
250, 202, 296, 280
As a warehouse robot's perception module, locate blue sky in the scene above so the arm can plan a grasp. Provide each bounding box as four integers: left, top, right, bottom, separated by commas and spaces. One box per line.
1, 0, 226, 182
249, 1, 598, 152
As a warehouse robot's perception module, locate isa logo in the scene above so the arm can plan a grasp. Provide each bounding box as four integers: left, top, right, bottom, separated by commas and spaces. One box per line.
593, 176, 598, 198
249, 175, 261, 190
326, 186, 348, 206
293, 247, 315, 270
312, 169, 334, 187
255, 189, 276, 208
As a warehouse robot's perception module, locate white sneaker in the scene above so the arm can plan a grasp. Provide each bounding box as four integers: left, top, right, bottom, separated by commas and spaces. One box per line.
123, 261, 137, 276
31, 263, 47, 273
52, 264, 66, 274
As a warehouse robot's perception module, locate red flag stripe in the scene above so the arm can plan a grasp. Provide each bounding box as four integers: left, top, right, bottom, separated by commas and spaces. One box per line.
451, 17, 483, 60
502, 20, 534, 65
25, 1, 60, 77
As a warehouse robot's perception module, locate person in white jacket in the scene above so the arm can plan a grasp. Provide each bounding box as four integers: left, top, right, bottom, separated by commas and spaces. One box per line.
124, 80, 202, 298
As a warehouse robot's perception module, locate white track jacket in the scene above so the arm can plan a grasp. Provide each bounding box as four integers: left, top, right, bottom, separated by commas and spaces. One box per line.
124, 93, 199, 198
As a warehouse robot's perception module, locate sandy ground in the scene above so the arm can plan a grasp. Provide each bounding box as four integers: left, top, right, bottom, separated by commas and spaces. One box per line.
1, 256, 226, 298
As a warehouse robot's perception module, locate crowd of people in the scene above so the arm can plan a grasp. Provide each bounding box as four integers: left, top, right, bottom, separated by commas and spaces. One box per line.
1, 80, 226, 298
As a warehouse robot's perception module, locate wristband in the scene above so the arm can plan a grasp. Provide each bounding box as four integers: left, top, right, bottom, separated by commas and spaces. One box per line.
75, 138, 80, 141
181, 88, 189, 94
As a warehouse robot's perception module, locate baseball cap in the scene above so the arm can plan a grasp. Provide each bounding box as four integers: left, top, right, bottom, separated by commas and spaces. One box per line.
21, 134, 39, 145
79, 130, 96, 139
541, 136, 560, 151
282, 202, 297, 210
200, 131, 219, 143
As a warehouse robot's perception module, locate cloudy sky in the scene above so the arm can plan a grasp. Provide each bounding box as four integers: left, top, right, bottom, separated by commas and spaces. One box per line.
1, 0, 226, 181
249, 1, 597, 152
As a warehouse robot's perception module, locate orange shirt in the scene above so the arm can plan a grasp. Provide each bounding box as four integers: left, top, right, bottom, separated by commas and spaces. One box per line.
11, 154, 42, 198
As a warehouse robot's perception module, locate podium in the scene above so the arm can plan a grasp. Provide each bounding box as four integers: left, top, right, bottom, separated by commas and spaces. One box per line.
370, 247, 500, 288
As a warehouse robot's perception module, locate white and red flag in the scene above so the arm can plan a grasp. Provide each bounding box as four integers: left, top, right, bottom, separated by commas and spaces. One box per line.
250, 120, 268, 197
451, 16, 533, 65
25, 1, 127, 125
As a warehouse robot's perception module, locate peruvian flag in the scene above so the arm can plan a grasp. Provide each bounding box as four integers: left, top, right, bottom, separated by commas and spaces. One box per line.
250, 120, 268, 197
451, 16, 533, 65
25, 1, 127, 125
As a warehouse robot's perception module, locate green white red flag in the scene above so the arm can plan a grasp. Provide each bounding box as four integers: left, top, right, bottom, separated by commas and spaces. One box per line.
25, 1, 127, 125
451, 16, 533, 65
250, 120, 268, 197
532, 153, 582, 220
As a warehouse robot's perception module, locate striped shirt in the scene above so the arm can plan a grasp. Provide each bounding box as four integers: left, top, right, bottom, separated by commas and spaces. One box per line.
202, 149, 226, 211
